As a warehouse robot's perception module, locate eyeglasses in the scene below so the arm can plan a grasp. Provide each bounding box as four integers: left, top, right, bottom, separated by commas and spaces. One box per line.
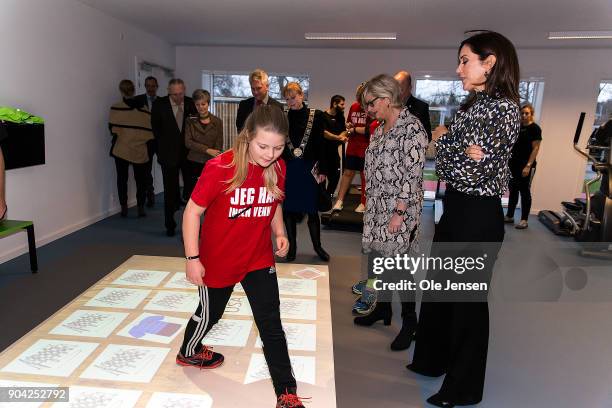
363, 96, 381, 108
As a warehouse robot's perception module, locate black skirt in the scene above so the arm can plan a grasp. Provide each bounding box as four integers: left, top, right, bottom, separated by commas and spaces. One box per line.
283, 158, 318, 214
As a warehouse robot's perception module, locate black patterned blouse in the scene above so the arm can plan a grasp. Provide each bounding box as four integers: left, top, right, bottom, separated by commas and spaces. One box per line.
435, 92, 520, 196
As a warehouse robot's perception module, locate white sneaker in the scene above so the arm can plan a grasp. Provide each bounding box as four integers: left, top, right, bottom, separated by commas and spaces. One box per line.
354, 203, 365, 213
332, 200, 343, 212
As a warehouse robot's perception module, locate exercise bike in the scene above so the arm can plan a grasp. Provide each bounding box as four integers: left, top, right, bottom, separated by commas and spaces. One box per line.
538, 113, 612, 258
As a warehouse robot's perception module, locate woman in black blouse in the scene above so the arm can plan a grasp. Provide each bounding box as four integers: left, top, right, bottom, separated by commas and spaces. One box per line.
282, 82, 330, 262
408, 31, 520, 407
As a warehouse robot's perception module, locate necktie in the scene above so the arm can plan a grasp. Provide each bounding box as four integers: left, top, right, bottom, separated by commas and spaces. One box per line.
175, 105, 184, 132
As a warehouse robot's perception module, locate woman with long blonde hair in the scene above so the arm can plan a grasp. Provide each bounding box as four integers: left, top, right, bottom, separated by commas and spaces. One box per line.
177, 106, 307, 408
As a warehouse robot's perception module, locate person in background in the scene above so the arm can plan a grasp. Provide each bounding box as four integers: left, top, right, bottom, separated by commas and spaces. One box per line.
505, 102, 542, 229
408, 31, 521, 407
108, 79, 153, 218
135, 76, 159, 207
177, 106, 307, 408
394, 70, 432, 142
282, 82, 330, 262
183, 89, 224, 199
235, 69, 283, 133
332, 84, 369, 213
322, 95, 348, 196
352, 74, 427, 354
151, 78, 197, 236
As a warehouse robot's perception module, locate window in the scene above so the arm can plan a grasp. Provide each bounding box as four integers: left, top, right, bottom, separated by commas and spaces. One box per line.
201, 71, 310, 149
594, 81, 612, 128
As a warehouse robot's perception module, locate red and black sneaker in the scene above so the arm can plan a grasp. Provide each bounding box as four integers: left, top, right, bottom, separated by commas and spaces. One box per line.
176, 346, 224, 369
276, 388, 309, 408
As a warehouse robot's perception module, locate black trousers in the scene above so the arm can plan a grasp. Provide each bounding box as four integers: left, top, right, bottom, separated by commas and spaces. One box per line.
326, 144, 344, 196
114, 157, 149, 207
160, 161, 190, 231
507, 167, 535, 221
411, 187, 504, 404
184, 160, 205, 201
180, 267, 296, 396
145, 140, 157, 195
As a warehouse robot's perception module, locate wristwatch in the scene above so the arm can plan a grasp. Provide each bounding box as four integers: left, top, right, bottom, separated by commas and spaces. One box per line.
394, 209, 406, 216
185, 254, 199, 260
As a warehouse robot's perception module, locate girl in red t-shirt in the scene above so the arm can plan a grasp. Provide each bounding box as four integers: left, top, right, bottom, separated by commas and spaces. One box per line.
177, 106, 306, 408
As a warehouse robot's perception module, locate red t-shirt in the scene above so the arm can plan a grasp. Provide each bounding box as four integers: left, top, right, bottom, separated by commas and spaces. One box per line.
346, 102, 370, 158
190, 150, 286, 288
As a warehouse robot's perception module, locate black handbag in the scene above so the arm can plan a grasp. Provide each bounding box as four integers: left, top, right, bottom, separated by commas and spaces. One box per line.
317, 182, 332, 212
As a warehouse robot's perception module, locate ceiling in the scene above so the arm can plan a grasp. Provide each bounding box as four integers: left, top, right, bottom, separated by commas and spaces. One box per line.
78, 0, 612, 49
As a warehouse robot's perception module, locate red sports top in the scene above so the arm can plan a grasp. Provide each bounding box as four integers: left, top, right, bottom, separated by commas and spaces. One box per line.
190, 150, 286, 287
346, 102, 370, 158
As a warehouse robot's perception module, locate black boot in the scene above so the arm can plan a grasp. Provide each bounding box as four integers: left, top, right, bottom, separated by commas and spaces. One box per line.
354, 302, 392, 326
120, 204, 128, 217
146, 190, 155, 208
137, 206, 146, 217
284, 212, 297, 262
307, 213, 329, 262
390, 301, 417, 351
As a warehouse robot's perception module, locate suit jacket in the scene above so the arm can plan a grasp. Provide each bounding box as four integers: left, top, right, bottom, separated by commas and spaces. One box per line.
151, 96, 197, 166
134, 94, 157, 111
235, 96, 283, 132
406, 95, 432, 142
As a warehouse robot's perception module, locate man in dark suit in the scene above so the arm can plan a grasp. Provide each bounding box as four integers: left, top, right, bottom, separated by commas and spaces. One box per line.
235, 68, 283, 132
151, 78, 196, 236
394, 70, 432, 142
135, 76, 159, 207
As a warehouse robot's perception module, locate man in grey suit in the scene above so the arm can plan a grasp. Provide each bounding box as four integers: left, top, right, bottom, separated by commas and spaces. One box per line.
235, 69, 283, 133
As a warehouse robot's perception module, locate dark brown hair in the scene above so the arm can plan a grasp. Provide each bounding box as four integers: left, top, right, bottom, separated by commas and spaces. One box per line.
460, 31, 520, 110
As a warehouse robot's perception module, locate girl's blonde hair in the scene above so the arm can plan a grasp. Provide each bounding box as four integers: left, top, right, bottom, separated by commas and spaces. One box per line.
224, 106, 288, 199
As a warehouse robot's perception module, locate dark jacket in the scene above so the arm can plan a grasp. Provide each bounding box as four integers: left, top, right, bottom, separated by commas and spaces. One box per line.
151, 96, 197, 166
134, 93, 157, 111
235, 96, 284, 132
283, 106, 329, 175
406, 95, 432, 142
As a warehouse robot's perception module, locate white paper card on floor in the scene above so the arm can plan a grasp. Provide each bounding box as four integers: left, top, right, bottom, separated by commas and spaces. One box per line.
51, 386, 142, 408
164, 272, 197, 290
80, 344, 169, 383
145, 392, 213, 408
1, 339, 99, 377
201, 319, 253, 347
85, 288, 151, 309
279, 298, 317, 320
291, 267, 325, 280
143, 291, 200, 313
0, 380, 59, 408
255, 322, 316, 351
111, 270, 170, 287
117, 313, 188, 344
244, 353, 315, 385
278, 278, 317, 297
49, 310, 129, 338
221, 296, 253, 316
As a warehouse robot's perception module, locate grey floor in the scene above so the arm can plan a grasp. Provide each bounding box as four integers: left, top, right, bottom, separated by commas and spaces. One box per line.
1, 198, 611, 407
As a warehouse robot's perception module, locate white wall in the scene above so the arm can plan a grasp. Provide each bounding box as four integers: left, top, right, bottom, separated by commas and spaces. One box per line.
0, 0, 174, 262
176, 45, 612, 214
